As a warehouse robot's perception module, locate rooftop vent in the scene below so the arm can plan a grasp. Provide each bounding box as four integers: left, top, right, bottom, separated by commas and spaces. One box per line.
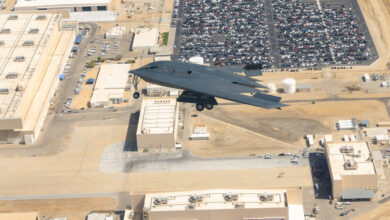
22, 40, 34, 46
36, 15, 47, 20
29, 28, 39, 34
1, 28, 10, 34
153, 197, 168, 205
344, 159, 358, 170
14, 56, 25, 62
259, 193, 274, 202
0, 88, 9, 94
340, 145, 354, 153
234, 203, 245, 209
189, 195, 203, 203
8, 15, 18, 20
186, 204, 195, 210
224, 193, 238, 201
6, 72, 18, 79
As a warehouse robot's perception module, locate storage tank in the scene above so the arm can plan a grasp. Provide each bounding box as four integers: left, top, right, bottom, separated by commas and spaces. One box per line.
267, 83, 276, 93
189, 56, 204, 65
283, 78, 296, 94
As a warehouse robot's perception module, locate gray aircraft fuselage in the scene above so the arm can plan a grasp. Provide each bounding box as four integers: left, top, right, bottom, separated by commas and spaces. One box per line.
131, 61, 263, 92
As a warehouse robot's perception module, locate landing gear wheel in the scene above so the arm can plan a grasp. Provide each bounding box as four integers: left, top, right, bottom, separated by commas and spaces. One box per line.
133, 92, 140, 99
196, 104, 204, 111
205, 104, 214, 110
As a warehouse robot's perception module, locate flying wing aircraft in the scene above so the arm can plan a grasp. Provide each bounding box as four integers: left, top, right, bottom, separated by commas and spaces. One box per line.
129, 61, 287, 111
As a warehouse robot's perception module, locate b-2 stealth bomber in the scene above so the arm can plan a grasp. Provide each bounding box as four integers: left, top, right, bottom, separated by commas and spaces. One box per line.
130, 61, 287, 111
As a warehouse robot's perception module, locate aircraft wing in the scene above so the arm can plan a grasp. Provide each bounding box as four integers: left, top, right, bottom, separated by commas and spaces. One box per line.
179, 80, 287, 109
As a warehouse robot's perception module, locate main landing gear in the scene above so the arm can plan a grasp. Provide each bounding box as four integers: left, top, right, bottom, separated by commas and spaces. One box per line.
133, 92, 140, 99
196, 104, 214, 111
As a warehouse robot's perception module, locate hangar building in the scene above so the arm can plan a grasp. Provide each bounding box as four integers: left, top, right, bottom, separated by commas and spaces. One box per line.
142, 189, 304, 220
14, 0, 111, 12
0, 12, 76, 144
325, 142, 378, 200
136, 98, 179, 152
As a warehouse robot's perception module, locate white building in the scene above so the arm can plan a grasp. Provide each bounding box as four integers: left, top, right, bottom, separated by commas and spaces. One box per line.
90, 64, 130, 107
0, 12, 76, 144
131, 28, 159, 52
14, 0, 111, 12
136, 98, 179, 152
147, 83, 179, 97
105, 26, 126, 39
325, 142, 378, 200
143, 189, 304, 220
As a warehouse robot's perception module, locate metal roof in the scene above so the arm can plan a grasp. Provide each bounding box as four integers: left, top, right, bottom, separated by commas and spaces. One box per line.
342, 189, 374, 200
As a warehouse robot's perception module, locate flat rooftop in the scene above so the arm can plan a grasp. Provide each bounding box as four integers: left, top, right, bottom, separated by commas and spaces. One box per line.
137, 98, 177, 135
144, 189, 287, 212
326, 142, 376, 180
15, 0, 110, 8
132, 28, 159, 48
0, 13, 59, 119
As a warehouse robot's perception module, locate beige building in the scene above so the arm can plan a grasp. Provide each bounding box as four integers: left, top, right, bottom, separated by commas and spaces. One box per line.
131, 28, 159, 52
142, 189, 304, 220
14, 0, 111, 12
89, 64, 130, 107
0, 212, 38, 220
136, 98, 179, 152
0, 12, 76, 144
325, 142, 378, 200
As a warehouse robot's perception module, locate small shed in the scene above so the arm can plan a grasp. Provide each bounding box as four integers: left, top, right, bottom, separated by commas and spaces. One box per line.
359, 120, 370, 128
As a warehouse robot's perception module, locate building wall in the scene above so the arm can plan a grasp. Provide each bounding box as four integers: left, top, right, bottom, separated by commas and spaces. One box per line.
148, 207, 289, 220
332, 179, 343, 199
137, 133, 175, 151
342, 174, 377, 190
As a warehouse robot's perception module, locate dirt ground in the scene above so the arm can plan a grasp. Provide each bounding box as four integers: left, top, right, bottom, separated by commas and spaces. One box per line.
188, 100, 389, 157
0, 197, 117, 220
355, 200, 390, 220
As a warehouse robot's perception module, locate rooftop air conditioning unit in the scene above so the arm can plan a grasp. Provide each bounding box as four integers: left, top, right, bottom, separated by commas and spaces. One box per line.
340, 146, 354, 153
259, 193, 274, 202
224, 193, 238, 201
344, 159, 358, 170
189, 195, 203, 203
0, 40, 4, 46
6, 72, 18, 79
153, 197, 168, 205
0, 88, 9, 94
8, 15, 18, 20
14, 56, 25, 62
29, 28, 39, 34
23, 40, 34, 46
234, 203, 245, 209
186, 204, 195, 210
36, 15, 47, 20
1, 28, 10, 34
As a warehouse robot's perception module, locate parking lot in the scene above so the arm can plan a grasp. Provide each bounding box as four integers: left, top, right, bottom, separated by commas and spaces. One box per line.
57, 23, 134, 112
175, 0, 377, 69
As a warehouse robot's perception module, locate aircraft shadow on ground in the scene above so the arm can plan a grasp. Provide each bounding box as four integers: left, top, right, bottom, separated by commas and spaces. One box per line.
123, 111, 139, 152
